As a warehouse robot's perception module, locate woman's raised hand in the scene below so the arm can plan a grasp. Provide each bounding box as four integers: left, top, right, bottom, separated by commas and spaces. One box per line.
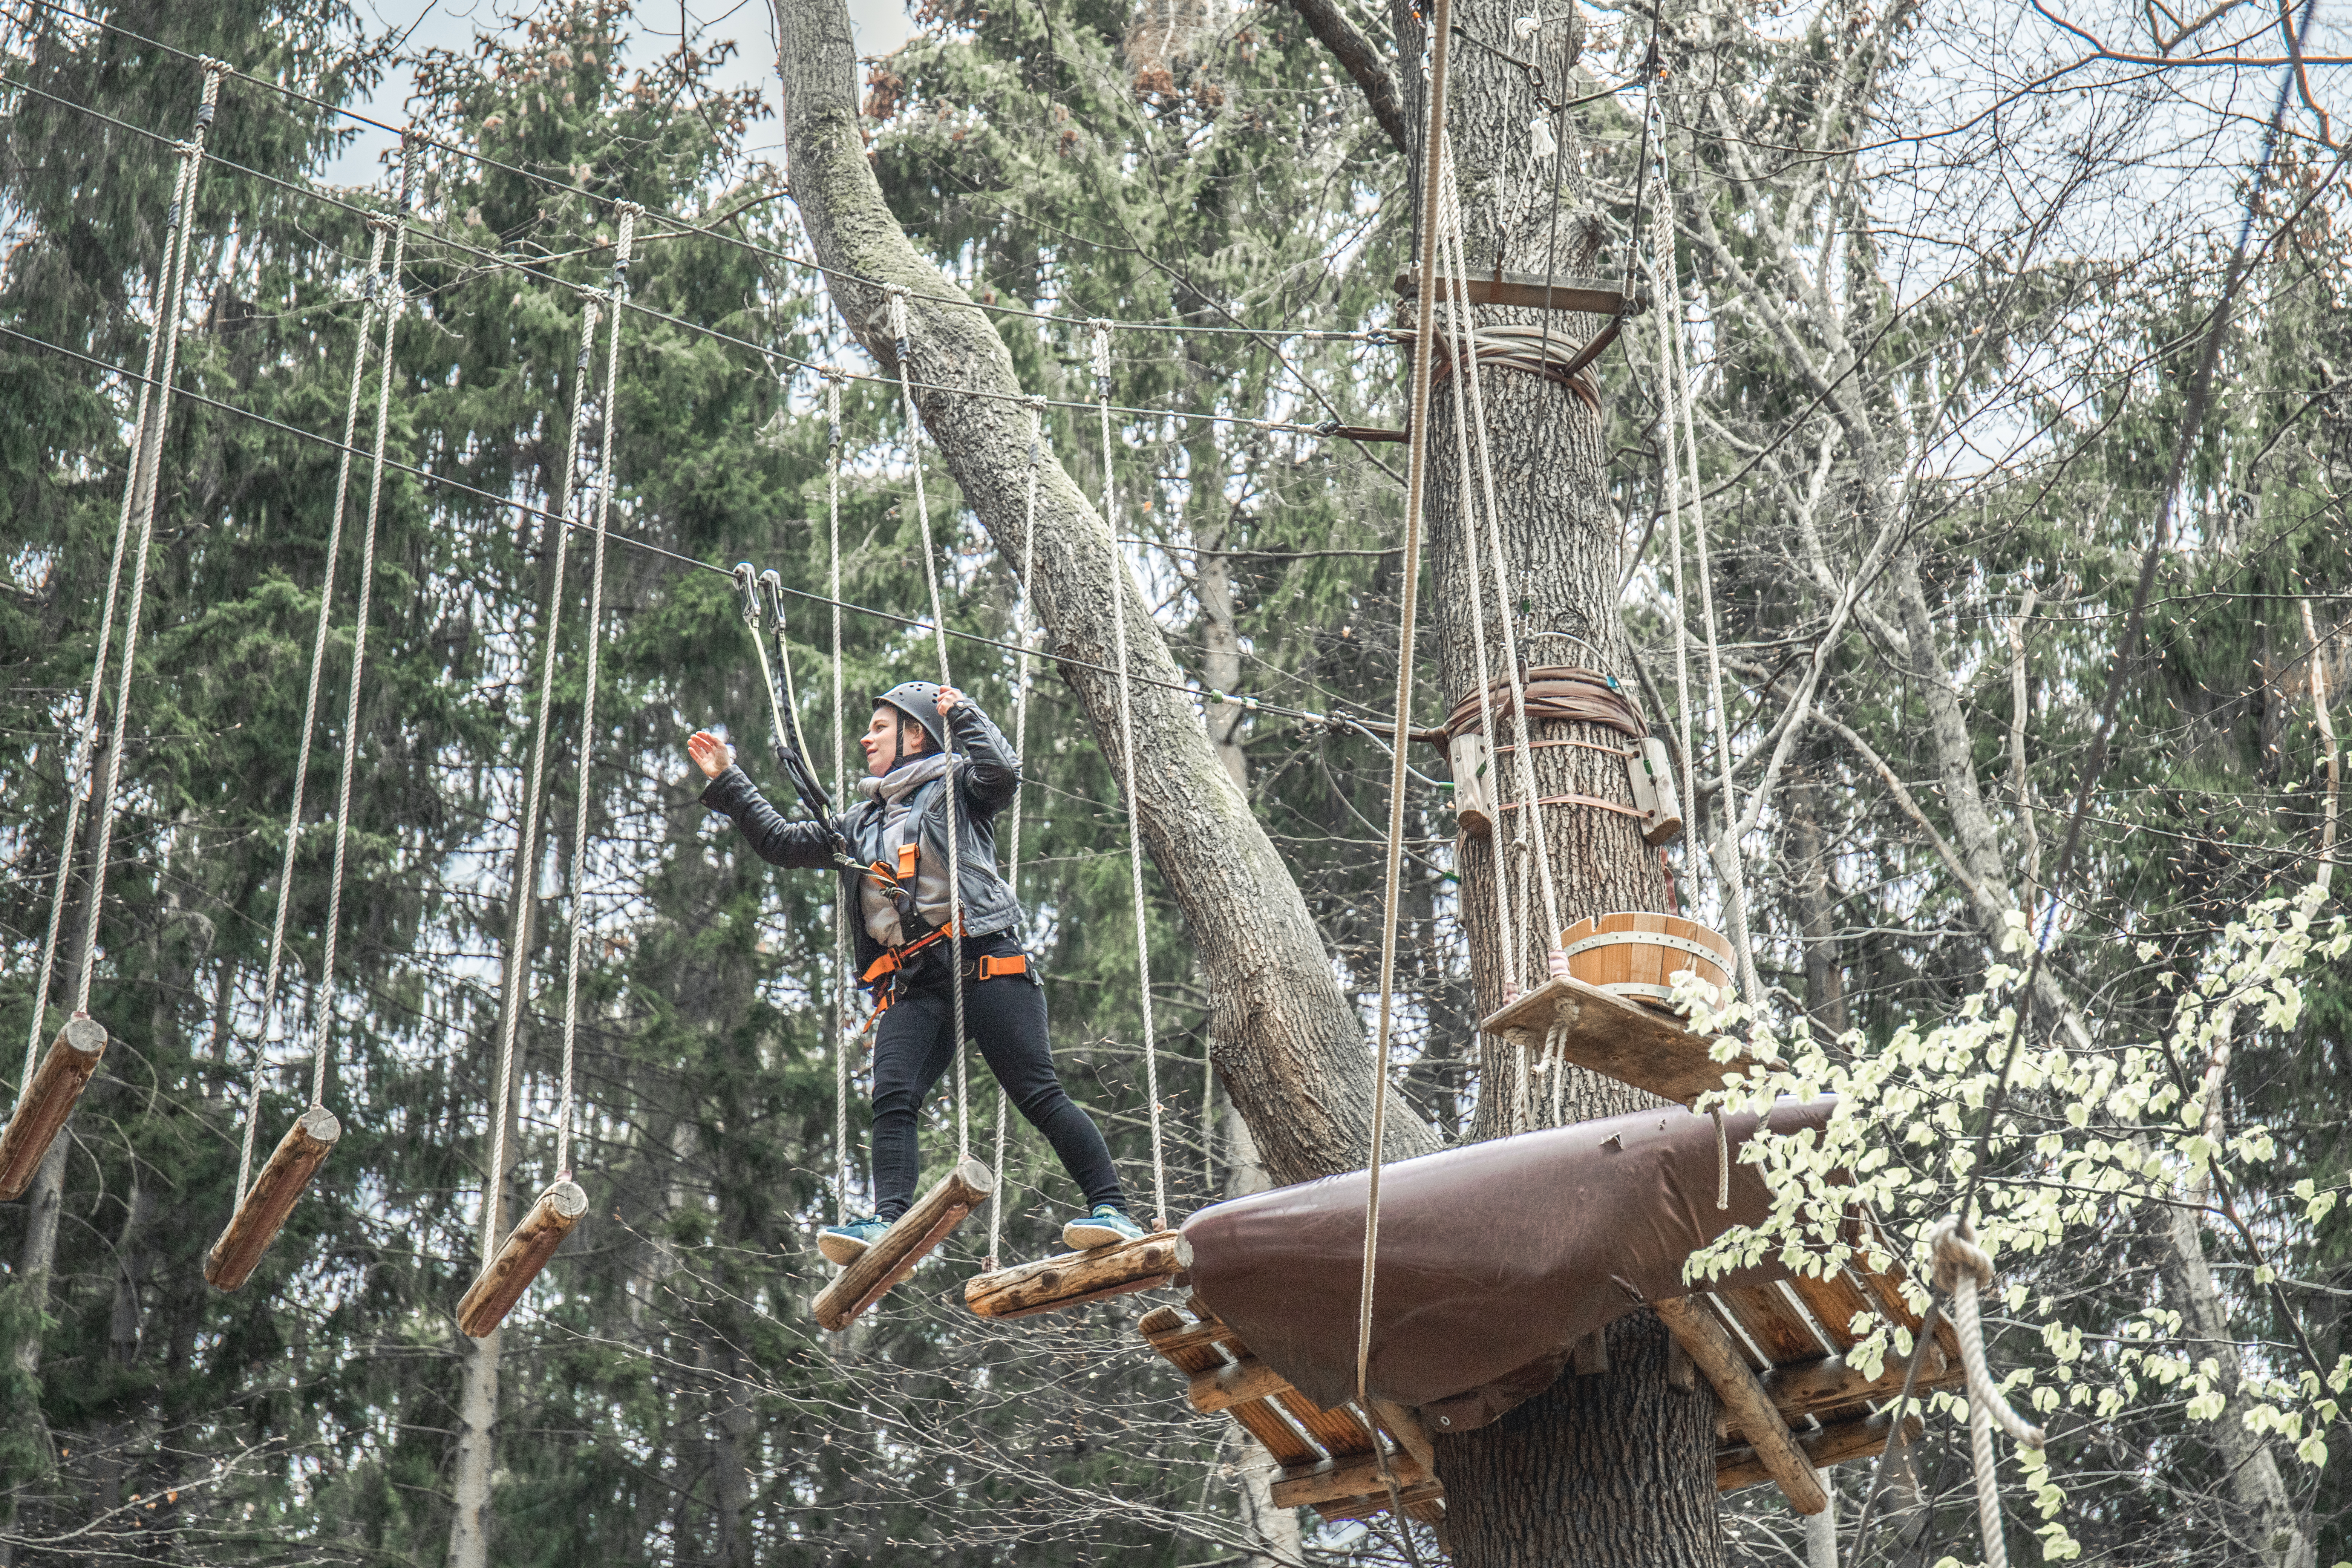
687, 730, 735, 779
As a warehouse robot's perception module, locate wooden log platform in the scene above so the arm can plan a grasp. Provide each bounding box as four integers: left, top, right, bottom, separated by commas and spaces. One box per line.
812, 1157, 991, 1332
1141, 1250, 1963, 1521
204, 1105, 341, 1292
1479, 975, 1760, 1107
964, 1230, 1189, 1321
0, 1015, 108, 1201
1392, 266, 1638, 317
457, 1179, 588, 1338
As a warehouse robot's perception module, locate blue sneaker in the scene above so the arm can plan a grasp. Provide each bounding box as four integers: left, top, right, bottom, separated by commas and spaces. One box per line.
1063, 1204, 1148, 1250
818, 1215, 891, 1265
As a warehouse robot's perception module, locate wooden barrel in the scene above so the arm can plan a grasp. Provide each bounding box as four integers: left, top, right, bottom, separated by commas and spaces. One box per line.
1557, 912, 1733, 1015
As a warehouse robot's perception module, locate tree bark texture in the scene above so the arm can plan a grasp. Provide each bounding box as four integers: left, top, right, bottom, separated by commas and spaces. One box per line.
1387, 0, 1719, 1559
769, 0, 1437, 1184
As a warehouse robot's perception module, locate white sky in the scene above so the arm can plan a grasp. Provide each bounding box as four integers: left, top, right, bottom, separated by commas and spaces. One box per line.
327, 0, 915, 184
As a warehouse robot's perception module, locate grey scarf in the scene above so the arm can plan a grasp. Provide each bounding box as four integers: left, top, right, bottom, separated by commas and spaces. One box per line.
855, 753, 954, 947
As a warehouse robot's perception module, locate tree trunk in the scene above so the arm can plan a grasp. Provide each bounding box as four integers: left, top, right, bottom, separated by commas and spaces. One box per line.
1788, 770, 1848, 1036
767, 0, 1438, 1187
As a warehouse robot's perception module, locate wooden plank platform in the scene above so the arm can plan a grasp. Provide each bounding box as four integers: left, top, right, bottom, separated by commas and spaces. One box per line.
1393, 266, 1637, 317
1143, 1253, 1962, 1521
1478, 975, 1759, 1107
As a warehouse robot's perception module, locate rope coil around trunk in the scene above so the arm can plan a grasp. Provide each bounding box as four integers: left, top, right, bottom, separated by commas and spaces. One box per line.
70, 63, 227, 1022
553, 204, 636, 1183
21, 73, 216, 1102
887, 286, 971, 1162
1441, 666, 1648, 743
1425, 323, 1600, 409
1092, 321, 1169, 1232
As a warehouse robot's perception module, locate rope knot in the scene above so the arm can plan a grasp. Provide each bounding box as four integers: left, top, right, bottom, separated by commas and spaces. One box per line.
1928, 1213, 1995, 1294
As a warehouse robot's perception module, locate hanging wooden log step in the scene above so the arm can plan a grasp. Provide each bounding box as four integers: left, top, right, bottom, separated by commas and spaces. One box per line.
965, 1229, 1190, 1320
0, 1015, 108, 1201
812, 1156, 992, 1332
1480, 972, 1759, 1107
204, 1105, 340, 1292
457, 1178, 588, 1338
1393, 267, 1642, 317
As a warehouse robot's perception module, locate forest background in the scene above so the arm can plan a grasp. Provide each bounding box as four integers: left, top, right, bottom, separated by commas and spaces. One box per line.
0, 0, 2346, 1561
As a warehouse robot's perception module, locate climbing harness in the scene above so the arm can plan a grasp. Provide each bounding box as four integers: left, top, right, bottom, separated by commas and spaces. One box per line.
986, 395, 1047, 1270
0, 61, 227, 1203
211, 141, 416, 1290
1929, 1217, 2046, 1568
1091, 320, 1170, 1233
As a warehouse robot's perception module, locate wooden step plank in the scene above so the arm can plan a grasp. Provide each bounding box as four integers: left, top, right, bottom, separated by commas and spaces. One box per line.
0, 1015, 107, 1201
1717, 1283, 1832, 1368
1717, 1410, 1922, 1493
811, 1158, 990, 1332
1654, 1296, 1827, 1515
1188, 1354, 1291, 1414
1783, 1267, 1880, 1353
1316, 1479, 1447, 1523
1273, 1448, 1430, 1509
964, 1231, 1190, 1320
1478, 976, 1757, 1107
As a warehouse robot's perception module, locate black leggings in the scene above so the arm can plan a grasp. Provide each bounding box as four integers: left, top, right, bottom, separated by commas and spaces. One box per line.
868, 939, 1127, 1223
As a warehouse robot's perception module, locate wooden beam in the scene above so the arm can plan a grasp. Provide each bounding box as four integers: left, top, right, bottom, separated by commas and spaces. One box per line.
204, 1105, 340, 1292
1393, 267, 1636, 317
964, 1231, 1189, 1320
1716, 1346, 1954, 1438
1653, 1295, 1828, 1515
1316, 1479, 1446, 1523
812, 1157, 991, 1332
1186, 1353, 1292, 1413
1272, 1447, 1430, 1509
0, 1016, 107, 1201
457, 1179, 588, 1338
1367, 1398, 1438, 1474
1479, 976, 1759, 1107
1717, 1410, 1923, 1493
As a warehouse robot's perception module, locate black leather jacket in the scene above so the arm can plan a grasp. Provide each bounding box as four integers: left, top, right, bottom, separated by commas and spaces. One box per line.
699, 699, 1024, 983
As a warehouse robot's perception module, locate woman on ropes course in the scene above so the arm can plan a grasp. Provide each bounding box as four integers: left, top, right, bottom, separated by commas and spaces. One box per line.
686, 679, 1144, 1264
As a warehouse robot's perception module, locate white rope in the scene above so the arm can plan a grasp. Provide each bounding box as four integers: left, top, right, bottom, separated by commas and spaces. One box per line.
483, 296, 602, 1260
986, 395, 1045, 1267
887, 286, 971, 1163
1439, 134, 1565, 957
71, 63, 227, 1020
1092, 322, 1169, 1231
553, 206, 635, 1182
21, 101, 205, 1103
1648, 144, 1761, 1004
308, 146, 417, 1113
827, 371, 850, 1227
1429, 145, 1521, 1010
1929, 1216, 2046, 1568
230, 221, 390, 1201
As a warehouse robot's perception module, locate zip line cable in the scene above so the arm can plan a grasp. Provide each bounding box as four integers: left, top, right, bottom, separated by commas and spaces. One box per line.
5, 0, 1408, 351
483, 296, 605, 1261
554, 205, 637, 1184
0, 73, 1395, 441
232, 219, 390, 1202
1093, 321, 1171, 1233
987, 394, 1047, 1269
887, 286, 972, 1163
17, 78, 209, 1102
73, 64, 226, 1021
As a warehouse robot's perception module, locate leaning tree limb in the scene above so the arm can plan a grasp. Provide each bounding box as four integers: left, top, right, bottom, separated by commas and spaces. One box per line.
1278, 0, 1410, 153
767, 0, 1439, 1184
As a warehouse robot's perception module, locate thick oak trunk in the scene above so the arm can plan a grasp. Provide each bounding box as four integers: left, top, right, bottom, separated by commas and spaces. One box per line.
767, 0, 1436, 1184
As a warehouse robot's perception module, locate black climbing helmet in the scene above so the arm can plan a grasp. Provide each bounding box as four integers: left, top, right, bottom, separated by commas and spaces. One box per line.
874, 680, 950, 755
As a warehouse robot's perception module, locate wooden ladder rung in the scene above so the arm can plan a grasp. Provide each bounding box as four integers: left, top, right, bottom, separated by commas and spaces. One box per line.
458, 1179, 588, 1338
964, 1230, 1190, 1321
1479, 975, 1759, 1107
812, 1157, 991, 1332
205, 1105, 340, 1292
0, 1015, 107, 1200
